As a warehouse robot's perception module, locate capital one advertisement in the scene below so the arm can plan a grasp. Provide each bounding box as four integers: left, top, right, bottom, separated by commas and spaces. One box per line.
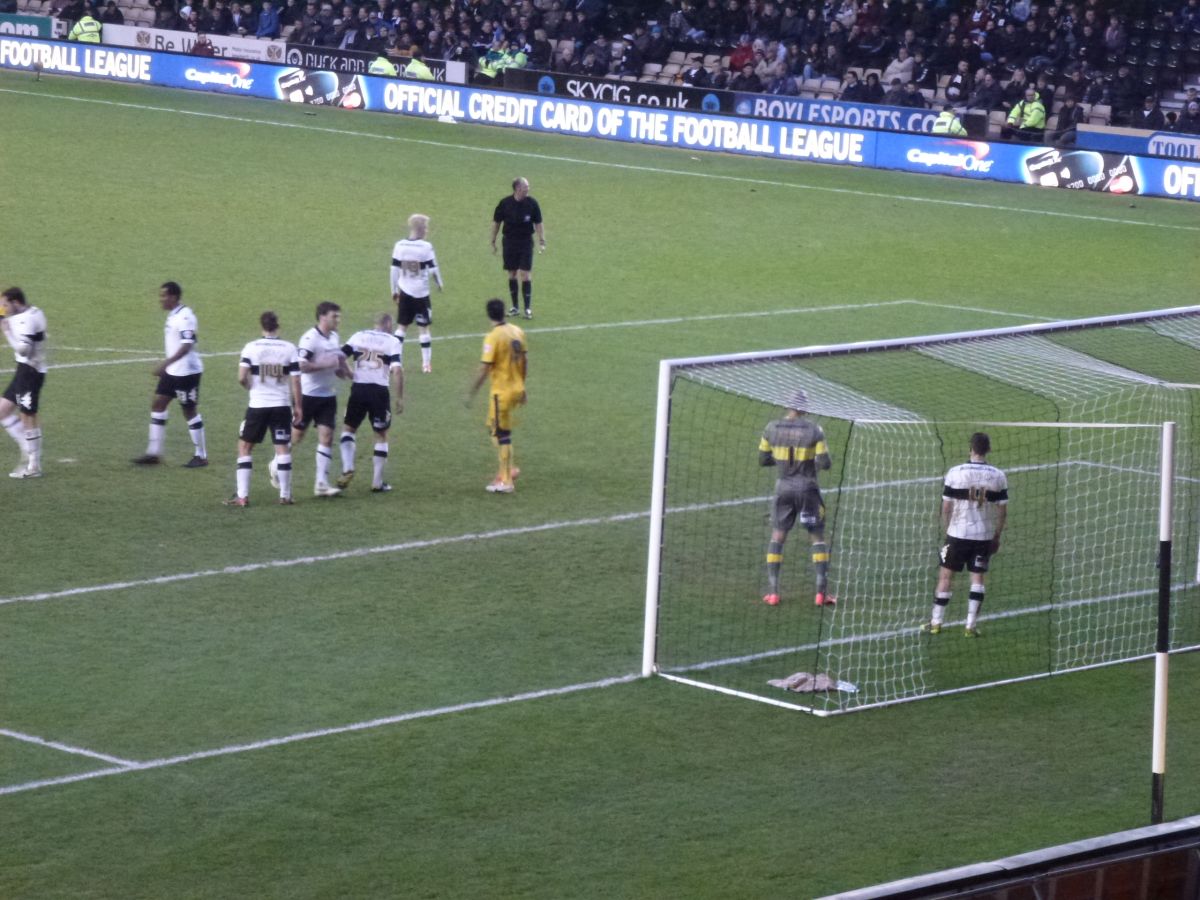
0, 36, 1195, 201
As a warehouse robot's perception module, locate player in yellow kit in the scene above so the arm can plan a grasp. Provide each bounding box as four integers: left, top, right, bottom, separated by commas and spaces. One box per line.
467, 298, 527, 493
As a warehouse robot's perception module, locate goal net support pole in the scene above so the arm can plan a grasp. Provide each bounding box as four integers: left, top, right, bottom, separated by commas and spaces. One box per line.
1152, 420, 1175, 825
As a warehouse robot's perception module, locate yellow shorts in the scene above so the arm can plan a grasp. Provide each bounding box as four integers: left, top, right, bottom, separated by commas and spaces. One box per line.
487, 390, 523, 435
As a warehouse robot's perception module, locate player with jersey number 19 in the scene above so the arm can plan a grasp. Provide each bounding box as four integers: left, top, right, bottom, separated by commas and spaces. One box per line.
923, 432, 1008, 637
223, 311, 303, 507
391, 213, 443, 374
467, 298, 527, 494
0, 287, 48, 479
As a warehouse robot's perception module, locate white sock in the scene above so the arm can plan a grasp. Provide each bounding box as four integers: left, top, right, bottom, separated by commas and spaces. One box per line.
420, 337, 431, 368
316, 445, 332, 486
24, 428, 41, 469
2, 414, 24, 454
340, 432, 356, 474
236, 455, 252, 498
373, 441, 388, 487
967, 588, 985, 629
276, 453, 292, 499
187, 414, 206, 458
931, 592, 951, 625
147, 414, 167, 456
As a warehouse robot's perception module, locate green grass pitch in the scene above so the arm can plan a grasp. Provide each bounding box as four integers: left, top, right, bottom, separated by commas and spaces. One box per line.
2, 68, 1200, 898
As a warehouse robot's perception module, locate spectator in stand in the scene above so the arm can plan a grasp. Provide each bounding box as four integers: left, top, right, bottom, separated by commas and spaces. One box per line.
1107, 63, 1139, 126
798, 7, 823, 48
583, 32, 609, 64
882, 45, 914, 85
1000, 67, 1028, 111
192, 31, 216, 53
966, 70, 1002, 108
765, 60, 799, 94
899, 78, 927, 107
682, 57, 711, 85
1132, 95, 1165, 131
153, 0, 182, 29
575, 48, 606, 76
1072, 23, 1103, 70
1001, 84, 1045, 140
99, 0, 123, 24
255, 0, 280, 37
882, 75, 905, 104
1102, 13, 1125, 57
930, 31, 964, 75
729, 60, 763, 91
208, 0, 232, 35
527, 26, 552, 68
861, 71, 884, 102
1033, 71, 1053, 110
231, 2, 257, 36
944, 58, 973, 103
966, 0, 990, 39
1177, 102, 1200, 135
932, 102, 968, 134
611, 35, 641, 75
839, 68, 868, 101
910, 47, 935, 89
553, 41, 575, 70
643, 23, 668, 63
729, 33, 755, 71
909, 0, 934, 42
834, 0, 857, 32
1050, 93, 1085, 145
778, 4, 803, 43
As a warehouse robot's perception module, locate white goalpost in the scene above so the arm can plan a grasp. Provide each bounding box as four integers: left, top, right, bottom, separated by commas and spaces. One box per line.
642, 306, 1200, 717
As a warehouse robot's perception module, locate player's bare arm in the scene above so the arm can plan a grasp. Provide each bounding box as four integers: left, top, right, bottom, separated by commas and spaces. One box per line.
154, 343, 192, 377
237, 365, 251, 391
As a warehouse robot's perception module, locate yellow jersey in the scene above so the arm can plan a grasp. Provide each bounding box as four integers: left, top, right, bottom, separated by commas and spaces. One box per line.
481, 322, 527, 394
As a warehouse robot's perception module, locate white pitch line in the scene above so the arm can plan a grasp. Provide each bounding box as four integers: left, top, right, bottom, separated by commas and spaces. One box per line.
0, 728, 137, 767
3, 87, 1197, 233
0, 673, 640, 797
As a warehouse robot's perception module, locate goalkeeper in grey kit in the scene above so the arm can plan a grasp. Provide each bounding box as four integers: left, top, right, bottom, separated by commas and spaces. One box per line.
923, 432, 1008, 637
758, 391, 834, 608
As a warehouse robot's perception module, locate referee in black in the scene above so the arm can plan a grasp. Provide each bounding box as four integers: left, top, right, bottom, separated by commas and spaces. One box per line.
489, 177, 545, 320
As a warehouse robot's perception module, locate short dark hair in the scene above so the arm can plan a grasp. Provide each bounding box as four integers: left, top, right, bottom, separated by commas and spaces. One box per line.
261, 310, 279, 332
486, 298, 506, 322
316, 300, 341, 319
161, 280, 182, 300
2, 287, 27, 306
970, 432, 991, 456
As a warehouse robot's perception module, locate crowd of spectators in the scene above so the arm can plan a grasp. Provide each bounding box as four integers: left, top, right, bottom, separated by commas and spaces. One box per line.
45, 0, 1200, 133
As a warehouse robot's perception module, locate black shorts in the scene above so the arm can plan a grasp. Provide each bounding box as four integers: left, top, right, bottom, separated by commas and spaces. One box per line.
396, 291, 432, 328
939, 536, 993, 574
3, 363, 45, 415
154, 372, 202, 406
771, 485, 825, 533
240, 406, 293, 445
296, 394, 337, 431
344, 383, 391, 433
502, 238, 534, 273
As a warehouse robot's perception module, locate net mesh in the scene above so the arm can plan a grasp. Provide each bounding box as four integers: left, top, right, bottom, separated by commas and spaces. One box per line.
651, 310, 1200, 714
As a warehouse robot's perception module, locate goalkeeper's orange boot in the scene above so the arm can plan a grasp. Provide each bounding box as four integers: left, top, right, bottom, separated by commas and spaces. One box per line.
814, 592, 836, 607
762, 593, 780, 606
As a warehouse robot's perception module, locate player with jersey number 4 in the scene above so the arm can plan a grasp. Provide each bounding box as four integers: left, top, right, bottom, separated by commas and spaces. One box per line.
0, 287, 48, 480
923, 432, 1008, 638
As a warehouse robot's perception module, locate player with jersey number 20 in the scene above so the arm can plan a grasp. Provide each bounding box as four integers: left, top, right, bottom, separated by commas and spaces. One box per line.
923, 432, 1008, 638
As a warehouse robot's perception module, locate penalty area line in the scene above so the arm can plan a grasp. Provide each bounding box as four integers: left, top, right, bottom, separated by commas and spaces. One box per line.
2, 88, 1197, 233
0, 673, 640, 797
0, 728, 138, 767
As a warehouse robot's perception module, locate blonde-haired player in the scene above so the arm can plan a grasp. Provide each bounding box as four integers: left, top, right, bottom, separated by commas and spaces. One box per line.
390, 213, 443, 374
467, 298, 527, 493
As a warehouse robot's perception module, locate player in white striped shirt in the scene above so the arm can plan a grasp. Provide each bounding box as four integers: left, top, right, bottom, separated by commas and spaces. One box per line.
390, 213, 443, 374
337, 312, 404, 493
223, 311, 302, 507
0, 287, 48, 479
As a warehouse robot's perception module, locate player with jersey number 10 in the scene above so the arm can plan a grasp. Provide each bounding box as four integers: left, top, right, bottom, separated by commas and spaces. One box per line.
923, 432, 1008, 638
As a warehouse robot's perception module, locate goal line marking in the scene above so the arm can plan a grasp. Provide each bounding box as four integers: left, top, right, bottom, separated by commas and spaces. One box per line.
0, 673, 640, 798
4, 87, 1197, 233
0, 728, 138, 768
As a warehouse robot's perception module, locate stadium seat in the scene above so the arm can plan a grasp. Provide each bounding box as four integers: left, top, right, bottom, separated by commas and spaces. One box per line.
801, 78, 823, 94
667, 50, 686, 65
660, 62, 681, 77
684, 51, 702, 65
987, 109, 1007, 136
1089, 103, 1112, 124
1045, 113, 1058, 132
641, 62, 662, 76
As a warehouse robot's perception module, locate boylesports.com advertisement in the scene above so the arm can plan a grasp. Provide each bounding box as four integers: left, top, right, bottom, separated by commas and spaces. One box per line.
1, 36, 1196, 201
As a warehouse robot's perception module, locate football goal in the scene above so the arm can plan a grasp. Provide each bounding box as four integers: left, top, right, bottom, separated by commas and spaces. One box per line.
642, 306, 1200, 715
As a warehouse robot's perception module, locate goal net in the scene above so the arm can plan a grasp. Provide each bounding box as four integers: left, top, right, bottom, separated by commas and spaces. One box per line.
642, 307, 1200, 715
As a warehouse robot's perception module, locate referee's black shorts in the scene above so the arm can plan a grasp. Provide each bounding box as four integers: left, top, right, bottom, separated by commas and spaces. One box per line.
502, 238, 534, 272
